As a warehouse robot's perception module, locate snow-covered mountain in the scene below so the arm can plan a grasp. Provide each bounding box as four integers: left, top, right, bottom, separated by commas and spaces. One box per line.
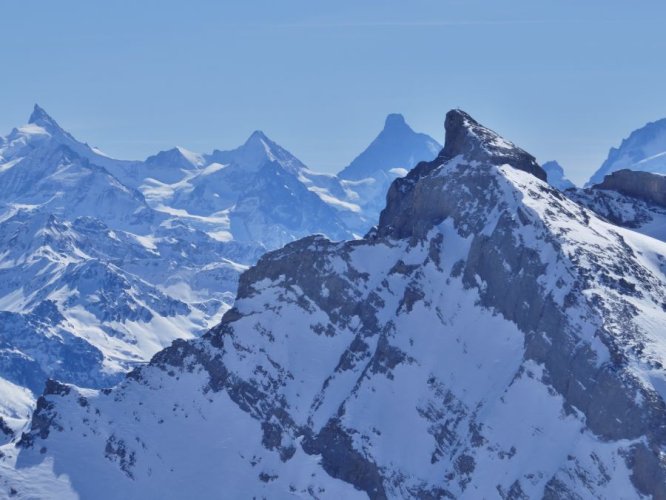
0, 206, 253, 427
339, 113, 441, 181
11, 105, 143, 181
7, 109, 666, 499
542, 160, 575, 190
145, 114, 440, 248
0, 108, 157, 234
139, 146, 204, 184
165, 131, 354, 250
207, 130, 307, 175
335, 113, 441, 228
0, 108, 260, 431
587, 116, 666, 186
0, 105, 440, 437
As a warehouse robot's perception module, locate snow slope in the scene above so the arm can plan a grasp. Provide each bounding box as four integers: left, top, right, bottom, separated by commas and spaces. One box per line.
569, 186, 666, 243
8, 109, 665, 499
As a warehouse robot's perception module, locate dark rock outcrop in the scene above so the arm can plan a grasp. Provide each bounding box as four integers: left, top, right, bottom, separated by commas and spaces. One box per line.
438, 109, 546, 181
378, 109, 546, 240
594, 168, 666, 208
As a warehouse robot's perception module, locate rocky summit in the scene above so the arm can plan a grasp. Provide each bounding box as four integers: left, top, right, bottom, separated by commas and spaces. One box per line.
3, 110, 665, 499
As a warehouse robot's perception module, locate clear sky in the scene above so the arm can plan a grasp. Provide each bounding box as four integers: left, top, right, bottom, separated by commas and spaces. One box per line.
2, 0, 666, 185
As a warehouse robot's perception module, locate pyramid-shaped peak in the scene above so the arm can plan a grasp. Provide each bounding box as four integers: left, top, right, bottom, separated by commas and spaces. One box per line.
239, 130, 275, 155
441, 109, 546, 181
246, 130, 270, 143
542, 160, 575, 190
28, 104, 62, 131
206, 129, 306, 175
384, 113, 408, 129
145, 146, 203, 168
338, 113, 441, 181
238, 130, 291, 159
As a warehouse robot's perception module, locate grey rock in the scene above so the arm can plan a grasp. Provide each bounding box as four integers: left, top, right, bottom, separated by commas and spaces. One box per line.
594, 168, 666, 208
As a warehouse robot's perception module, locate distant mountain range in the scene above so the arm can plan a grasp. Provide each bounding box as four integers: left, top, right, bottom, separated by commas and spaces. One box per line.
0, 105, 440, 431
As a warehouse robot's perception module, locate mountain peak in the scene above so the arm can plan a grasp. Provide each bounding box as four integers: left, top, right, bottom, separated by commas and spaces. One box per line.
243, 130, 272, 148
240, 130, 274, 151
441, 108, 498, 159
240, 130, 274, 157
338, 114, 441, 181
378, 110, 548, 239
206, 130, 306, 175
384, 113, 407, 129
542, 160, 575, 190
28, 104, 63, 132
441, 109, 546, 181
145, 146, 203, 170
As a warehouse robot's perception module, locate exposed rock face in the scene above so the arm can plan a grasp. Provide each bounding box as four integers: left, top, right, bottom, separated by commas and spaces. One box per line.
438, 109, 546, 180
6, 110, 666, 499
378, 109, 546, 240
595, 168, 666, 208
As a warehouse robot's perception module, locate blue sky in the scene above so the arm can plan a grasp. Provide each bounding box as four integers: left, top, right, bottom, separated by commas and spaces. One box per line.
2, 0, 666, 184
